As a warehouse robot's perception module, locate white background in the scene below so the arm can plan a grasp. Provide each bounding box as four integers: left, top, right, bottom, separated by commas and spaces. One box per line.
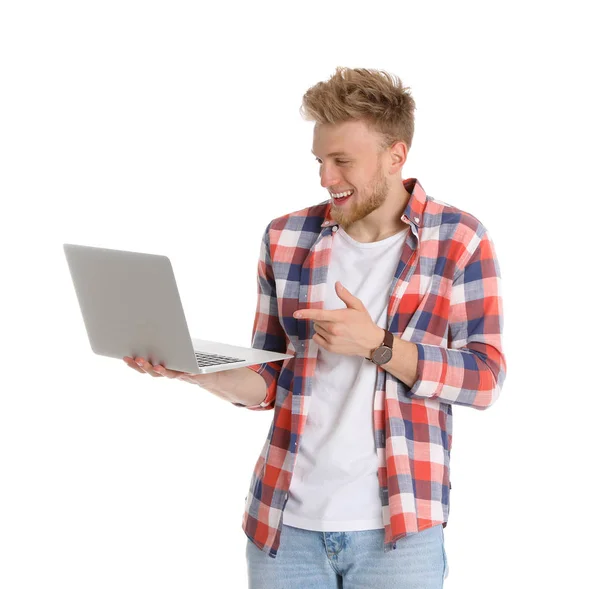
1, 0, 598, 587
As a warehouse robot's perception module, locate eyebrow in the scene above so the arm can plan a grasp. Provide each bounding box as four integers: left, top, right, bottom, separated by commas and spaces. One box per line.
311, 150, 351, 158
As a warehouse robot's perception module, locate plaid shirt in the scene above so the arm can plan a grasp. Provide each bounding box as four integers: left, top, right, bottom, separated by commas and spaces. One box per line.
236, 177, 507, 558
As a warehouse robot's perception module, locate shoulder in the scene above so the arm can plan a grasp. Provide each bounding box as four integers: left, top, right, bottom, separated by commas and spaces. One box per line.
421, 195, 497, 272
424, 195, 489, 237
265, 200, 329, 234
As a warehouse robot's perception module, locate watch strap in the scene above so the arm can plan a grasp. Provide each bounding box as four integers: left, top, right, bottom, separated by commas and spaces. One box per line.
365, 329, 393, 361
382, 329, 393, 349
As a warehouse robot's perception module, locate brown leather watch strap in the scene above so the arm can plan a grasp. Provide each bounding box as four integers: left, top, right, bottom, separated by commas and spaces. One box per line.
365, 329, 393, 360
382, 329, 393, 348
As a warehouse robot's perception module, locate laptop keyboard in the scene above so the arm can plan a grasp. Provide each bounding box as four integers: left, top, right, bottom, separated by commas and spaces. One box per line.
195, 351, 245, 367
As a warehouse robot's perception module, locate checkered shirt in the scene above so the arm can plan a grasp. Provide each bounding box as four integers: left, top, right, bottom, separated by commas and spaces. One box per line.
236, 177, 507, 558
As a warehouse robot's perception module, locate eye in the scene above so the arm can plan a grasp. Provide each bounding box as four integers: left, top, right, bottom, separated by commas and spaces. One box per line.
314, 158, 349, 165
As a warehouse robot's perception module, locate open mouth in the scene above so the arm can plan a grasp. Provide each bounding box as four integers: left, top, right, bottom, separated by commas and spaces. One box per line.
331, 189, 354, 205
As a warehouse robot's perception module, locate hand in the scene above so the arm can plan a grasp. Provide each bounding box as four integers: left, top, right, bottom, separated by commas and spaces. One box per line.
123, 356, 218, 387
292, 282, 384, 358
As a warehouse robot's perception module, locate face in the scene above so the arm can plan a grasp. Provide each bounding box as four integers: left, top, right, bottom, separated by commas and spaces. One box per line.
312, 119, 392, 228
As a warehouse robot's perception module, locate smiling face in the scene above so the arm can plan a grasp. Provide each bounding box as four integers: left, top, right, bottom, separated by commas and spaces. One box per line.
312, 119, 399, 229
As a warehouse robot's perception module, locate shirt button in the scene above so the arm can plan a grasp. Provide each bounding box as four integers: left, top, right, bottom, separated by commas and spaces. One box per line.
414, 216, 420, 223
332, 225, 338, 232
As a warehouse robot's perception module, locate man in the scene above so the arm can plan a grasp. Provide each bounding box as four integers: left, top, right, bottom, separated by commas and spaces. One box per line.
125, 67, 507, 588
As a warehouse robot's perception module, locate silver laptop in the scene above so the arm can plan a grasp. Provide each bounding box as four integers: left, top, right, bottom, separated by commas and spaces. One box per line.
63, 243, 294, 374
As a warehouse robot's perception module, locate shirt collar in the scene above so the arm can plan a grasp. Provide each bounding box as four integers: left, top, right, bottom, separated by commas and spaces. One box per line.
320, 177, 427, 230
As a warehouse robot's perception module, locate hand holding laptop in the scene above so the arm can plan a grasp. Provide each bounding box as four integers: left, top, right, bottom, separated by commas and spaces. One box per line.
123, 356, 217, 386
122, 354, 269, 407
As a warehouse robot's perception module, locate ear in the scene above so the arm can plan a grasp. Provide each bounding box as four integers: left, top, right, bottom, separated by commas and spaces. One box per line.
388, 140, 408, 173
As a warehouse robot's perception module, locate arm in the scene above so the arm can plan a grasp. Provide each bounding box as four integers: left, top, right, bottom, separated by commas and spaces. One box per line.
387, 226, 507, 410
195, 366, 268, 407
231, 223, 287, 410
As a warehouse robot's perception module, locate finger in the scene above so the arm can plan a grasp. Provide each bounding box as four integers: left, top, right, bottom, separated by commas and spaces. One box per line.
313, 322, 332, 340
315, 321, 343, 339
135, 357, 162, 378
314, 320, 337, 332
294, 310, 339, 322
152, 365, 186, 379
313, 333, 330, 351
335, 281, 365, 310
124, 357, 145, 374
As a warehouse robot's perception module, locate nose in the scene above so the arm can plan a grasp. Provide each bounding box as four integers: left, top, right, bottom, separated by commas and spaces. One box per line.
320, 163, 343, 190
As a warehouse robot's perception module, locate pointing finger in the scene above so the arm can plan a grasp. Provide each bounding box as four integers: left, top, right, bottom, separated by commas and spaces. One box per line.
294, 309, 340, 321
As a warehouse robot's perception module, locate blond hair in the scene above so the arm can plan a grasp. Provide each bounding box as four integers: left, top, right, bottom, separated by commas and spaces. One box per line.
300, 67, 417, 153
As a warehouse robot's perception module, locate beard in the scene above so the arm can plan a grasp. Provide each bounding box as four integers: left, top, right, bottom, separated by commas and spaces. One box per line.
330, 161, 389, 229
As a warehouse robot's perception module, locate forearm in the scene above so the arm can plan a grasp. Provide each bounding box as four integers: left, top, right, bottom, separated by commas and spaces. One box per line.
370, 329, 503, 409
196, 367, 268, 407
408, 341, 504, 409
372, 329, 419, 388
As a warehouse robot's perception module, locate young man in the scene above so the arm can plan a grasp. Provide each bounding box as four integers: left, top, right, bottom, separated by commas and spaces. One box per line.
126, 67, 507, 588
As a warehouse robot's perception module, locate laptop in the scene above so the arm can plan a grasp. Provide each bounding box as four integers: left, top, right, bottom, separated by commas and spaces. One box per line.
63, 243, 294, 374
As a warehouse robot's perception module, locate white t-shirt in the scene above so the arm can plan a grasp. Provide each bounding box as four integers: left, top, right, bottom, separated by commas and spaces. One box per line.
282, 224, 410, 532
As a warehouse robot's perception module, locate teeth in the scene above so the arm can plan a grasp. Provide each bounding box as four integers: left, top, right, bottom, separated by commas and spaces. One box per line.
331, 190, 354, 199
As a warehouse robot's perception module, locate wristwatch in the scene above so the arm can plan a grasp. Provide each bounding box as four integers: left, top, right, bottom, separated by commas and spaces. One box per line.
367, 329, 394, 365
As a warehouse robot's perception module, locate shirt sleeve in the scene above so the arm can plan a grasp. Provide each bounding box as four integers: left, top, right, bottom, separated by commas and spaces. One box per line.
232, 223, 287, 411
407, 225, 507, 410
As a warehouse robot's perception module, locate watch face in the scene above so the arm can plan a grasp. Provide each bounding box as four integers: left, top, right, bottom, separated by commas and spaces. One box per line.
373, 346, 393, 365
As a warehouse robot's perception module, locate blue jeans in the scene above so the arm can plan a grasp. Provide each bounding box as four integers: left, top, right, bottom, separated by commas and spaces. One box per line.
246, 523, 449, 588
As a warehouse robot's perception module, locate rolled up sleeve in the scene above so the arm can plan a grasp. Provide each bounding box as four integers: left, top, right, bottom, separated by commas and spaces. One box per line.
408, 226, 507, 410
234, 223, 286, 411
